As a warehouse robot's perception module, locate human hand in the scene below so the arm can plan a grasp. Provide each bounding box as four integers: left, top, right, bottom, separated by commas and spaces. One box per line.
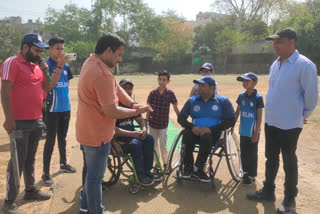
199, 127, 211, 136
251, 131, 259, 143
304, 119, 307, 124
57, 53, 69, 68
140, 129, 147, 140
191, 126, 201, 136
137, 105, 153, 114
38, 58, 49, 71
3, 119, 16, 134
132, 131, 142, 139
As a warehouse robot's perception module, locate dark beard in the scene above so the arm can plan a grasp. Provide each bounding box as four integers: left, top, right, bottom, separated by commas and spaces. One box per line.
26, 48, 41, 63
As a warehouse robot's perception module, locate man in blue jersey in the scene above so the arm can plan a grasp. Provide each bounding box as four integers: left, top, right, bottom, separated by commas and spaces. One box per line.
247, 28, 318, 214
42, 37, 76, 185
178, 76, 235, 182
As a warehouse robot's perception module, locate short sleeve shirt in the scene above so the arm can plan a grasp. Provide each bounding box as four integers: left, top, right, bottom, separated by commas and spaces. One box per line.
46, 57, 73, 112
147, 88, 177, 129
236, 89, 264, 137
76, 54, 119, 147
0, 52, 44, 120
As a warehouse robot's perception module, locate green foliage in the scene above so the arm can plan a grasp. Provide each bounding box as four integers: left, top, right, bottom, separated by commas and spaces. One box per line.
0, 23, 24, 64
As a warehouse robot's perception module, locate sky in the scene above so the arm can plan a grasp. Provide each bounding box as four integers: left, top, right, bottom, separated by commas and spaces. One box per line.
0, 0, 214, 22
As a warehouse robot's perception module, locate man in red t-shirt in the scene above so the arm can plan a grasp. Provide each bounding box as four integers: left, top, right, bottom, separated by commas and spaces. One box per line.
1, 33, 68, 214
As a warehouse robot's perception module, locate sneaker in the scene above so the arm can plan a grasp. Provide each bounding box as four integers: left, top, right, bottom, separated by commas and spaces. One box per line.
79, 208, 88, 214
60, 164, 76, 173
193, 170, 211, 183
277, 198, 296, 214
138, 175, 154, 187
181, 166, 192, 179
242, 176, 255, 186
23, 189, 51, 201
145, 172, 162, 182
2, 201, 21, 214
247, 188, 276, 202
42, 173, 53, 186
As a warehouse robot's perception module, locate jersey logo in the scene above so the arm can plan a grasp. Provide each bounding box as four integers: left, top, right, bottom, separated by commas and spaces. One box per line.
193, 105, 200, 112
63, 70, 68, 75
211, 105, 219, 111
242, 100, 246, 106
250, 102, 254, 107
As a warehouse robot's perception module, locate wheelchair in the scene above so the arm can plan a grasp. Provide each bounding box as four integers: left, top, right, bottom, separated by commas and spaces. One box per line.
102, 138, 164, 194
167, 128, 243, 188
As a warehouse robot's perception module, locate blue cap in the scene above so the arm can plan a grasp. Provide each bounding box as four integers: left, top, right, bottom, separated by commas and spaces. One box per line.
237, 72, 258, 81
200, 62, 214, 72
193, 76, 216, 86
21, 33, 49, 49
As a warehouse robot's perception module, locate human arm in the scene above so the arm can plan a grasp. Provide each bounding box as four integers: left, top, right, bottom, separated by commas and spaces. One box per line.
300, 63, 318, 119
42, 55, 70, 93
135, 116, 147, 140
173, 103, 180, 118
1, 81, 15, 133
251, 108, 262, 143
209, 98, 236, 134
115, 127, 142, 139
232, 104, 240, 133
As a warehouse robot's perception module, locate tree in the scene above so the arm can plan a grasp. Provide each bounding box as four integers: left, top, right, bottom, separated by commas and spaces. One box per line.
0, 23, 24, 64
212, 0, 288, 25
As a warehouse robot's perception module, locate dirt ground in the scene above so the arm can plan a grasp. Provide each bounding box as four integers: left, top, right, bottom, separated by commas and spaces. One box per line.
0, 74, 319, 214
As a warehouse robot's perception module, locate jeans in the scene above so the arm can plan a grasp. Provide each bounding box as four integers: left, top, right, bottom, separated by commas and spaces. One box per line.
264, 123, 302, 198
80, 142, 111, 214
43, 111, 70, 174
5, 119, 43, 202
121, 135, 154, 178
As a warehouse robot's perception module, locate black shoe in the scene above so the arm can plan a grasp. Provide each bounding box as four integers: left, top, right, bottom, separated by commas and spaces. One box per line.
247, 188, 276, 202
145, 172, 162, 181
24, 189, 51, 201
138, 176, 154, 187
60, 164, 76, 173
79, 208, 89, 214
181, 166, 192, 178
277, 198, 296, 214
193, 170, 210, 183
2, 201, 21, 214
242, 176, 255, 186
42, 173, 53, 186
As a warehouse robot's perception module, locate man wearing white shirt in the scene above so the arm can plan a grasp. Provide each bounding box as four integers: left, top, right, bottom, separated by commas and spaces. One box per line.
247, 28, 318, 214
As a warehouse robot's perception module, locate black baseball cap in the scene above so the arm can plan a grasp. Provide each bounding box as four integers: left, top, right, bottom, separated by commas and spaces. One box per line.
21, 33, 49, 49
200, 62, 214, 72
119, 78, 134, 86
237, 72, 258, 81
266, 28, 297, 41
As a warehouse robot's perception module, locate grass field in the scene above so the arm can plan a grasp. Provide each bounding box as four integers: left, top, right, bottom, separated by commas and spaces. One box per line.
0, 74, 319, 213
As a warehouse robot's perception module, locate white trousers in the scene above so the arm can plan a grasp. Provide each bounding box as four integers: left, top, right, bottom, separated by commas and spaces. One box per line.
149, 127, 168, 165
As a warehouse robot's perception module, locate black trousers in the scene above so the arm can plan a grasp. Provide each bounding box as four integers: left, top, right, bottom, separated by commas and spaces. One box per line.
182, 129, 220, 170
43, 111, 70, 174
264, 123, 302, 199
6, 120, 43, 202
240, 136, 258, 177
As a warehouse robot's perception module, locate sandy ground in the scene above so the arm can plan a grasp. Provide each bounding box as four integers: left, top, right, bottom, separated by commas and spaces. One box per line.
0, 74, 319, 214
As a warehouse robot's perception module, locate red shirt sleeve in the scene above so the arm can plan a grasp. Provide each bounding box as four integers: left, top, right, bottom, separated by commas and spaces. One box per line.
1, 57, 18, 82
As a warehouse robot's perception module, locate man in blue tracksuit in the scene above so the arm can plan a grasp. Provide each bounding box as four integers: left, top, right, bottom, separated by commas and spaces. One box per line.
42, 37, 76, 185
178, 76, 235, 182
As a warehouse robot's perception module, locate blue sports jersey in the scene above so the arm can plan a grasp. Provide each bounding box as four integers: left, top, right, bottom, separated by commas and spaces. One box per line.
236, 89, 264, 137
46, 57, 73, 112
183, 94, 234, 128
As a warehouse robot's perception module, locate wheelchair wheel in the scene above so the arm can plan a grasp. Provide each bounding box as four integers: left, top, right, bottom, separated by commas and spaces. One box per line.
167, 129, 184, 171
224, 130, 242, 182
103, 142, 121, 187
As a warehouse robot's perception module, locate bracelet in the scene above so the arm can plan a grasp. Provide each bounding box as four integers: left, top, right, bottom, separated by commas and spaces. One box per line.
130, 101, 138, 108
56, 66, 63, 69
